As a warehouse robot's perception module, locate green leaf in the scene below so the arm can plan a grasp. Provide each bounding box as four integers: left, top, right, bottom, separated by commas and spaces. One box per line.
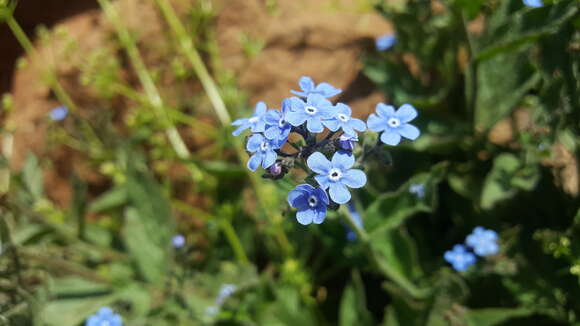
123, 207, 167, 283
258, 286, 317, 326
464, 307, 533, 326
340, 272, 374, 326
88, 187, 128, 213
22, 154, 43, 201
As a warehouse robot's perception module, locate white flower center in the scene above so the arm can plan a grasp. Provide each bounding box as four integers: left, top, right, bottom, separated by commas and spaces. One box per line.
260, 141, 269, 151
305, 106, 318, 115
337, 113, 349, 122
278, 118, 286, 127
308, 195, 318, 207
328, 168, 342, 181
249, 116, 260, 123
387, 117, 400, 128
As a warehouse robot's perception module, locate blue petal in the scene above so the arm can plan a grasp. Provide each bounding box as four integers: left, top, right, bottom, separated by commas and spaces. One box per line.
285, 110, 308, 126
287, 97, 306, 112
232, 124, 248, 136
313, 208, 327, 224
307, 93, 331, 108
262, 150, 277, 169
376, 34, 396, 51
86, 316, 99, 326
322, 119, 340, 132
329, 182, 351, 204
315, 174, 331, 189
341, 123, 355, 136
318, 106, 337, 119
247, 153, 262, 171
341, 169, 367, 188
255, 101, 267, 115
367, 114, 387, 132
335, 103, 351, 115
306, 117, 324, 133
376, 103, 396, 118
298, 76, 314, 91
231, 118, 245, 126
250, 120, 266, 133
264, 110, 281, 125
296, 209, 315, 225
380, 130, 402, 146
287, 189, 305, 208
111, 315, 123, 326
246, 134, 264, 152
331, 151, 355, 171
348, 119, 367, 132
98, 307, 113, 316
398, 123, 420, 140
264, 125, 280, 139
313, 187, 330, 205
307, 152, 332, 174
314, 82, 341, 97
395, 104, 418, 123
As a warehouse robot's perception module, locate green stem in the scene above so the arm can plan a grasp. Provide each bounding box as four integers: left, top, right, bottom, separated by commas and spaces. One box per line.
154, 0, 293, 258
461, 11, 478, 132
219, 218, 249, 264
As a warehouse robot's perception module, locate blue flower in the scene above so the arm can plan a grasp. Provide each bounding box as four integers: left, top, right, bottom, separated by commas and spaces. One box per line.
444, 244, 476, 272
338, 134, 358, 151
376, 34, 396, 51
86, 307, 123, 326
287, 184, 329, 225
523, 0, 543, 7
367, 103, 420, 146
307, 151, 367, 204
291, 76, 341, 98
263, 99, 292, 145
322, 103, 366, 136
49, 106, 68, 121
345, 202, 363, 241
172, 234, 185, 248
246, 134, 279, 171
409, 184, 425, 199
231, 102, 268, 136
216, 284, 237, 305
286, 94, 335, 133
465, 227, 499, 257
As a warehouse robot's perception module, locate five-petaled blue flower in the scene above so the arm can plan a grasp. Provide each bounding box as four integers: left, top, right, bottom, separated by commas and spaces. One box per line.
216, 284, 237, 305
286, 94, 335, 133
307, 151, 367, 204
85, 307, 123, 326
291, 76, 342, 98
523, 0, 543, 7
376, 34, 396, 51
322, 103, 367, 136
172, 234, 185, 248
49, 105, 68, 121
444, 244, 476, 272
465, 227, 499, 257
246, 134, 280, 171
264, 99, 292, 146
367, 103, 420, 146
288, 184, 329, 225
231, 102, 269, 136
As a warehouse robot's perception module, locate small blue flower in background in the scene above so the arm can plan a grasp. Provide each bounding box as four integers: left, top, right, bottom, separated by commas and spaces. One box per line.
85, 307, 123, 326
465, 227, 499, 257
246, 134, 280, 171
286, 94, 335, 133
322, 103, 367, 136
345, 202, 363, 241
338, 133, 358, 151
49, 105, 68, 121
523, 0, 543, 8
367, 103, 420, 146
287, 184, 329, 225
375, 33, 396, 51
231, 102, 269, 136
291, 76, 342, 99
308, 151, 367, 204
444, 244, 477, 272
172, 234, 185, 248
216, 284, 237, 306
263, 99, 292, 146
409, 184, 426, 199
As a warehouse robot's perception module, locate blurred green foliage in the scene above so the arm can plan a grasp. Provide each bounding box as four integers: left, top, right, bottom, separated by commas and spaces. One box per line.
1, 0, 579, 325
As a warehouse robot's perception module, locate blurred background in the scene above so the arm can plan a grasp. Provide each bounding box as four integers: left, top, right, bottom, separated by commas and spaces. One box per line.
0, 0, 579, 325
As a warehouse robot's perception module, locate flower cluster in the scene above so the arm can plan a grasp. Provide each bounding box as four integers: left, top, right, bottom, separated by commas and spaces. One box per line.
444, 227, 500, 272
206, 284, 237, 316
85, 307, 123, 326
232, 76, 421, 225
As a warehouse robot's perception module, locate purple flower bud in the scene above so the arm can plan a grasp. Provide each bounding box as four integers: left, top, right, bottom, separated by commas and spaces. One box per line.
269, 162, 283, 176
338, 134, 358, 151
